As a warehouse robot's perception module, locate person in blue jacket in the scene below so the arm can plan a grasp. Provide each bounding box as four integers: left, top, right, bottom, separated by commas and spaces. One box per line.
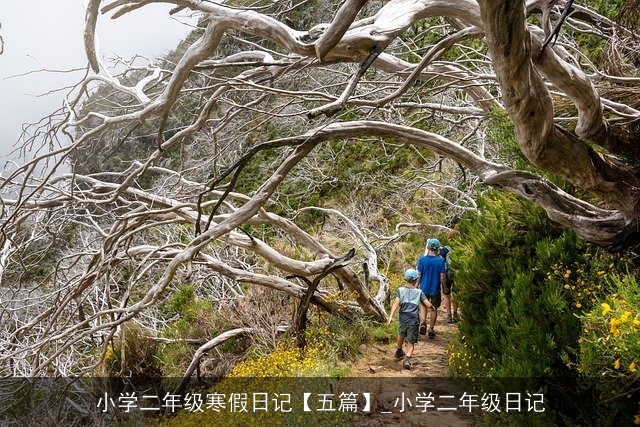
417, 238, 448, 339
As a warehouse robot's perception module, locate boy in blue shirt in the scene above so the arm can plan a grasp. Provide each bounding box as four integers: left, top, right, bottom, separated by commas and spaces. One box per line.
417, 238, 448, 339
387, 268, 435, 369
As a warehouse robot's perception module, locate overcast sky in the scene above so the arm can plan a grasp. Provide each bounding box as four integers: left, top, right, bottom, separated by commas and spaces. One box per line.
0, 0, 197, 162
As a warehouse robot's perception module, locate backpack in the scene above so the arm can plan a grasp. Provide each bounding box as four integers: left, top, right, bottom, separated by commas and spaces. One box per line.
440, 246, 454, 281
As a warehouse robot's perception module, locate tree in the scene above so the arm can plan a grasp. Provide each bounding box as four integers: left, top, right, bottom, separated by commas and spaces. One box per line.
81, 0, 640, 250
0, 0, 638, 376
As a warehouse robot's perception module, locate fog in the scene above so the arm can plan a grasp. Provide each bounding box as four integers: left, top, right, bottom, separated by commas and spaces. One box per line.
0, 0, 196, 163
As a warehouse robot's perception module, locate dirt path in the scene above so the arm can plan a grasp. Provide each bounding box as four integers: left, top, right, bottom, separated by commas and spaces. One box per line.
341, 310, 479, 426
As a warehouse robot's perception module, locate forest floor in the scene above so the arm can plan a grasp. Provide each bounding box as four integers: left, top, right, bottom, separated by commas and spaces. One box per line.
341, 309, 480, 426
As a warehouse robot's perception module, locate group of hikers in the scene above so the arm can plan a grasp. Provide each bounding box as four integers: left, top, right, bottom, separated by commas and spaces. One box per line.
387, 237, 457, 370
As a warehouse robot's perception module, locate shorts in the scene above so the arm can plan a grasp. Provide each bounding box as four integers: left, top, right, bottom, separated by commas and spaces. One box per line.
399, 323, 419, 344
424, 293, 441, 309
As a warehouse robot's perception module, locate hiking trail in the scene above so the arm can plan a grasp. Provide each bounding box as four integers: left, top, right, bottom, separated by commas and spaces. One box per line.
343, 309, 478, 426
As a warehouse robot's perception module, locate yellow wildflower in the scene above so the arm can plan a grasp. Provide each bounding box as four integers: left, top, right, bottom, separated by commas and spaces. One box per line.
614, 359, 621, 370
620, 311, 632, 323
610, 318, 621, 336
629, 360, 637, 373
635, 414, 640, 425
600, 303, 611, 316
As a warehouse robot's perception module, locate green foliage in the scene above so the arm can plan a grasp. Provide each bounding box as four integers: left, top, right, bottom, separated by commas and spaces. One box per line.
574, 33, 607, 65
485, 109, 586, 197
303, 138, 427, 211
386, 271, 405, 301
231, 146, 283, 197
578, 273, 640, 426
156, 285, 219, 376
580, 275, 640, 376
162, 285, 200, 316
365, 321, 396, 344
400, 17, 448, 61
545, 249, 627, 312
311, 309, 369, 362
589, 0, 624, 17
448, 191, 578, 421
448, 189, 640, 425
100, 322, 161, 377
561, 1, 630, 69
486, 109, 531, 170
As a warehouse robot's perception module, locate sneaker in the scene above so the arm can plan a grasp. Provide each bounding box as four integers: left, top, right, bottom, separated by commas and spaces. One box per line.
419, 321, 427, 336
394, 348, 405, 359
428, 329, 436, 339
446, 315, 454, 324
403, 357, 412, 370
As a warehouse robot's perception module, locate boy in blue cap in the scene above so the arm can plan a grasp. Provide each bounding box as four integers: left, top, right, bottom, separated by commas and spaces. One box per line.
388, 268, 435, 369
417, 238, 448, 338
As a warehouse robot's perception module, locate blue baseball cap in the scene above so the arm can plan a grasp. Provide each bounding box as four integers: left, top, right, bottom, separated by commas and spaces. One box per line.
404, 268, 419, 281
426, 238, 440, 250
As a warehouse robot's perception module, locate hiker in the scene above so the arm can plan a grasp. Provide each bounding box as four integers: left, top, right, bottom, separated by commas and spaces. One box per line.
417, 238, 448, 339
440, 245, 459, 323
387, 268, 435, 369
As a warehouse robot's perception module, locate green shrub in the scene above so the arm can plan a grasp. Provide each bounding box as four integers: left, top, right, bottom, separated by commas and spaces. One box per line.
446, 189, 634, 425
578, 272, 640, 426
156, 285, 219, 376
100, 322, 160, 377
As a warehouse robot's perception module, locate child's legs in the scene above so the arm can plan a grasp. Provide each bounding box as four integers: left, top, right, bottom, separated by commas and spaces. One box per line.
449, 280, 458, 315
404, 324, 419, 357
442, 293, 452, 316
405, 342, 415, 357
395, 334, 405, 349
429, 307, 437, 328
426, 294, 442, 329
397, 323, 411, 349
